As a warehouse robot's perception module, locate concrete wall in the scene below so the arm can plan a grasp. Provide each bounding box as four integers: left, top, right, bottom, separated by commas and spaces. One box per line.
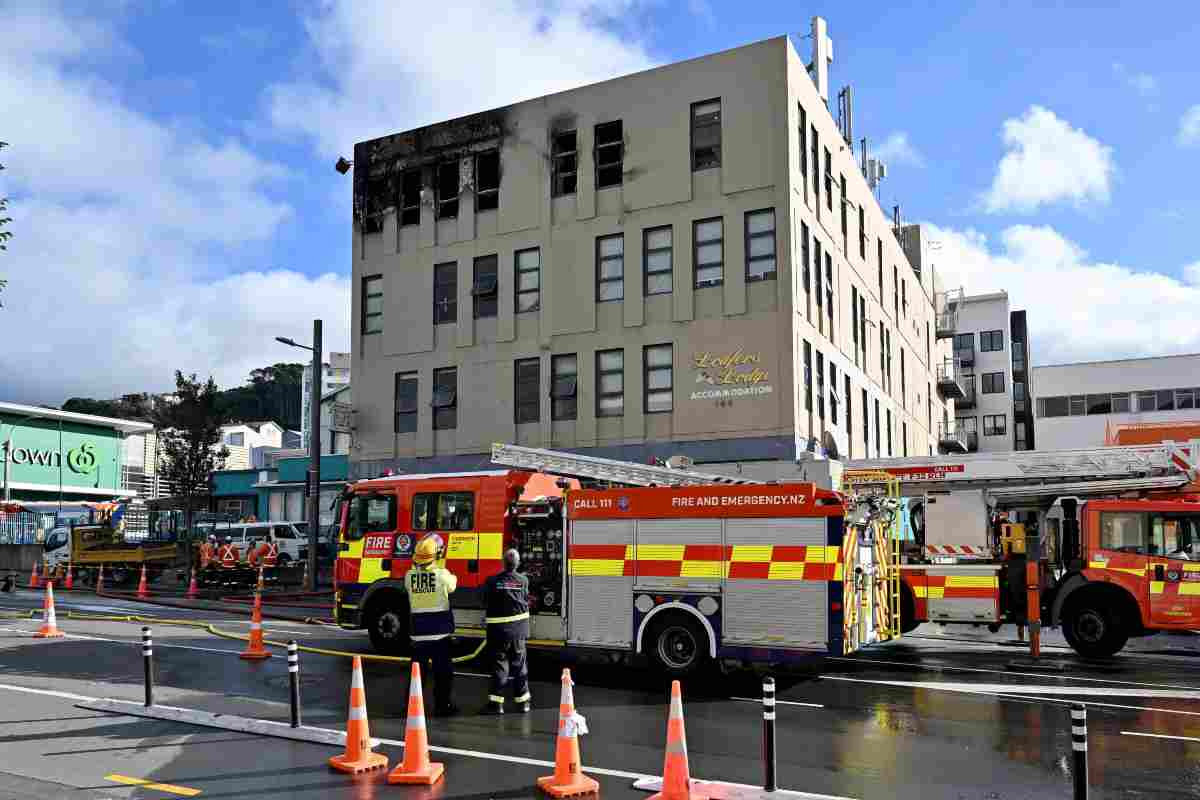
0, 545, 44, 574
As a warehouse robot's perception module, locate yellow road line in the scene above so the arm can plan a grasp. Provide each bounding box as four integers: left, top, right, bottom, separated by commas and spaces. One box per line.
105, 773, 201, 796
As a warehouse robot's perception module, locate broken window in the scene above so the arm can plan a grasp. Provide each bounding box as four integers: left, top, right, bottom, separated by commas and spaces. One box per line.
472, 255, 498, 319
437, 161, 459, 219
551, 354, 578, 421
594, 120, 623, 189
433, 262, 457, 325
432, 367, 457, 430
515, 248, 540, 313
552, 131, 577, 196
363, 174, 389, 233
400, 169, 421, 226
691, 99, 721, 171
475, 150, 499, 212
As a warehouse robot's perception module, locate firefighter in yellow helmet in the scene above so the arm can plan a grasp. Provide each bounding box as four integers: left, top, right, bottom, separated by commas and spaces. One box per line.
405, 534, 458, 716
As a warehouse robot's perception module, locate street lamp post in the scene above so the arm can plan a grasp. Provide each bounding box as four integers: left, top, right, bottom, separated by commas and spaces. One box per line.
276, 320, 323, 592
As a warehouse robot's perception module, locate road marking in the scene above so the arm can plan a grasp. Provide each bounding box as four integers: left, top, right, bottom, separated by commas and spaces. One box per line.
1121, 731, 1200, 743
821, 676, 1200, 700
0, 626, 242, 656
105, 773, 201, 796
732, 697, 824, 708
0, 682, 95, 702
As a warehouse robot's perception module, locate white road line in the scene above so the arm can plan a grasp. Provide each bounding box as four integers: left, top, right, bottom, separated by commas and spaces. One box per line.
0, 626, 243, 657
1121, 731, 1200, 743
731, 697, 824, 708
821, 675, 1200, 700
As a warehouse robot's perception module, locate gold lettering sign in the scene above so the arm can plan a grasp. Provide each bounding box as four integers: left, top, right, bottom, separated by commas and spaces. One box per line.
693, 349, 770, 386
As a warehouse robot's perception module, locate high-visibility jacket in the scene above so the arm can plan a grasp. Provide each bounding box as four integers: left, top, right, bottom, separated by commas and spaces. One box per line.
405, 564, 458, 642
219, 544, 239, 569
199, 542, 215, 569
262, 541, 278, 568
483, 568, 531, 633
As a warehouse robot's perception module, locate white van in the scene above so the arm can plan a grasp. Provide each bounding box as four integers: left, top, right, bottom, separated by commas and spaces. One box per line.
204, 521, 306, 565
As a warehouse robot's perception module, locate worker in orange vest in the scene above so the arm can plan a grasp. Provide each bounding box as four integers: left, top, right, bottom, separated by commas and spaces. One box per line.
261, 534, 279, 568
219, 537, 240, 569
247, 539, 261, 568
198, 535, 217, 569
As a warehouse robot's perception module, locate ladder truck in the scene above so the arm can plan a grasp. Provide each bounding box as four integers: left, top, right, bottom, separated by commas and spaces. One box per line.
332, 445, 901, 675
844, 441, 1200, 657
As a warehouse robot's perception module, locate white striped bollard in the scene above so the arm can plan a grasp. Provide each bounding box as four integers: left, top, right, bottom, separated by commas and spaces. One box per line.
288, 640, 301, 728
1071, 704, 1088, 799
762, 676, 777, 792
142, 626, 154, 707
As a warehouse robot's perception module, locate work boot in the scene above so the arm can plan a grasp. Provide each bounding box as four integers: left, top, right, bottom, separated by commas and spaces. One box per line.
518, 701, 531, 714
481, 701, 505, 715
433, 703, 460, 718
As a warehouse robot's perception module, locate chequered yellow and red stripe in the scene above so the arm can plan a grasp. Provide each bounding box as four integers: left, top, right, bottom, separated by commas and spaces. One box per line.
568, 544, 843, 582
909, 574, 999, 600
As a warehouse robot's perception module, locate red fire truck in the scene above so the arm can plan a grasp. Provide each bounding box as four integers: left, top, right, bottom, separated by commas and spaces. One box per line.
333, 450, 901, 675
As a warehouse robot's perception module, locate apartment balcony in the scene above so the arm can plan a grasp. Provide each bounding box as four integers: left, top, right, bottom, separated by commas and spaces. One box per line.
964, 430, 979, 453
936, 359, 966, 401
937, 420, 968, 454
934, 288, 964, 339
957, 377, 977, 409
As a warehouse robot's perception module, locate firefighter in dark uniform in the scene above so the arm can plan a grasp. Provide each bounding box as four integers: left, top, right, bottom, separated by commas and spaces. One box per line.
405, 535, 459, 716
482, 548, 531, 714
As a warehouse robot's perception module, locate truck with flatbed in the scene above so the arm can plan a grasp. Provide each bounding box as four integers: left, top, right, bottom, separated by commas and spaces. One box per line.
43, 502, 176, 586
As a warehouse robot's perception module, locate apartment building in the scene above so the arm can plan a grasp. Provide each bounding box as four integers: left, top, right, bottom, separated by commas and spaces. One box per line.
348, 21, 955, 477
943, 292, 1035, 453
302, 352, 351, 451
1034, 353, 1200, 450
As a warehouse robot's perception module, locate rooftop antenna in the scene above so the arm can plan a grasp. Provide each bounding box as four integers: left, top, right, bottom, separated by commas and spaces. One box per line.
837, 86, 854, 146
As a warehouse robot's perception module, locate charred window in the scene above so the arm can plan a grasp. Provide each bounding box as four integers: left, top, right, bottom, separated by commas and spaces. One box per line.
472, 255, 498, 319
400, 169, 421, 226
691, 99, 721, 171
363, 174, 389, 233
594, 121, 623, 189
437, 161, 459, 219
552, 131, 577, 196
475, 150, 499, 212
433, 262, 457, 325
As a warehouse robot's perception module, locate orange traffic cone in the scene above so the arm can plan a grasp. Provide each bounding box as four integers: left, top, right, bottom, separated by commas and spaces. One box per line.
33, 582, 65, 638
28, 560, 40, 589
257, 566, 265, 591
185, 568, 200, 599
239, 592, 271, 661
537, 668, 599, 797
648, 681, 709, 800
64, 563, 74, 591
329, 656, 388, 774
136, 563, 150, 599
95, 564, 105, 594
387, 662, 445, 785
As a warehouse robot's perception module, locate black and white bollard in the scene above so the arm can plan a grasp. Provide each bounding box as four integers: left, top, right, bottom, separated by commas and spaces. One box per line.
288, 640, 301, 728
762, 676, 777, 792
1071, 704, 1088, 799
142, 626, 153, 708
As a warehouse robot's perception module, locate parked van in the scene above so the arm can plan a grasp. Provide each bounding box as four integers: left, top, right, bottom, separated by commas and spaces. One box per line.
202, 521, 306, 565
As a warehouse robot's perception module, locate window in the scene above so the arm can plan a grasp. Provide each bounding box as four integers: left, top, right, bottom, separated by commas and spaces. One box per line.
901, 280, 907, 316
877, 238, 884, 296
691, 99, 721, 170
644, 344, 673, 413
983, 414, 1006, 436
811, 126, 820, 212
859, 295, 866, 358
1085, 393, 1110, 415
840, 175, 848, 254
892, 265, 899, 318
1178, 389, 1196, 410
1158, 389, 1176, 412
957, 416, 978, 434
644, 227, 673, 295
798, 105, 808, 195
433, 262, 456, 324
885, 329, 893, 391
859, 205, 866, 260
437, 160, 459, 219
829, 363, 839, 425
694, 218, 724, 287
1069, 395, 1086, 416
412, 492, 475, 532
874, 399, 881, 456
515, 248, 540, 313
900, 349, 907, 405
1012, 341, 1026, 373
981, 372, 1005, 394
1151, 514, 1200, 558
472, 254, 498, 319
845, 375, 852, 435
801, 222, 811, 297
394, 372, 418, 433
227, 432, 244, 446
879, 327, 886, 386
1099, 512, 1149, 554
475, 150, 499, 211
886, 409, 892, 456
595, 120, 623, 188
551, 130, 577, 196
814, 238, 823, 311
596, 349, 624, 417
980, 330, 1004, 352
596, 234, 624, 302
551, 355, 578, 421
362, 275, 383, 334
400, 168, 421, 226
1111, 393, 1132, 413
514, 358, 540, 424
1015, 421, 1029, 451
824, 147, 832, 213
803, 340, 812, 412
346, 494, 397, 540
432, 367, 457, 430
851, 286, 859, 362
954, 333, 975, 363
824, 253, 833, 326
816, 352, 825, 420
1013, 380, 1027, 412
745, 209, 776, 281
862, 388, 869, 448
903, 421, 908, 457
1137, 391, 1157, 412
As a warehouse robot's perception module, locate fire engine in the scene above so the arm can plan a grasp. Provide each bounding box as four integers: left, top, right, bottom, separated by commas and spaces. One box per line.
845, 441, 1200, 657
332, 449, 902, 675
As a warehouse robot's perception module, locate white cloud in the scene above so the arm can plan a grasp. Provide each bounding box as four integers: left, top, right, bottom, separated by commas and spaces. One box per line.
1112, 62, 1157, 96
981, 106, 1115, 214
0, 4, 349, 405
265, 0, 658, 157
872, 131, 924, 168
924, 223, 1200, 365
1179, 105, 1200, 147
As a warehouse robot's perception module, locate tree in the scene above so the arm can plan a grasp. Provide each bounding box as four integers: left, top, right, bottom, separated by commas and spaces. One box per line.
151, 372, 230, 535
1, 141, 11, 307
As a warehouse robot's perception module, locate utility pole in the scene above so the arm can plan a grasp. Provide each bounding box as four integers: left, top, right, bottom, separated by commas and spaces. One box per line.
306, 319, 322, 592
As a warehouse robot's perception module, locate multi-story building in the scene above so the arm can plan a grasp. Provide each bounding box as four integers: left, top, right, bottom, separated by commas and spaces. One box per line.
302, 352, 351, 450
348, 21, 956, 477
943, 291, 1035, 452
1033, 353, 1200, 450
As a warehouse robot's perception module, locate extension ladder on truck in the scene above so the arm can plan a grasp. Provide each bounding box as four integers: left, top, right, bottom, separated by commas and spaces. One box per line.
490, 442, 762, 487
841, 469, 903, 651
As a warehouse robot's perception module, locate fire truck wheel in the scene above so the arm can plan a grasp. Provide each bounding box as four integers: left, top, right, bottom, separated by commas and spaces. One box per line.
1062, 596, 1129, 658
900, 585, 920, 634
646, 613, 711, 677
365, 594, 411, 655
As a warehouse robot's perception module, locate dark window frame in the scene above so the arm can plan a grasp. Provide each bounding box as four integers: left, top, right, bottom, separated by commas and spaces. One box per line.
690, 98, 721, 171
515, 247, 540, 314
811, 126, 820, 215
980, 330, 1005, 352
644, 226, 673, 296
693, 217, 724, 288
801, 221, 811, 296
596, 234, 624, 303
803, 340, 812, 412
983, 413, 1007, 436
514, 357, 541, 425
551, 354, 578, 421
824, 251, 833, 327
471, 254, 499, 319
596, 349, 624, 418
432, 367, 458, 431
362, 274, 383, 335
475, 149, 499, 212
551, 130, 578, 197
643, 344, 674, 414
824, 147, 833, 212
859, 204, 867, 260
840, 174, 848, 255
816, 351, 825, 420
982, 372, 1005, 394
411, 492, 475, 532
798, 104, 808, 199
400, 168, 421, 226
394, 372, 418, 433
744, 208, 777, 282
436, 160, 459, 219
594, 120, 624, 189
433, 262, 457, 325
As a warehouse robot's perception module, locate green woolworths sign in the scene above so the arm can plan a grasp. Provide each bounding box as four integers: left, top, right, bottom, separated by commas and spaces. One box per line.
0, 414, 121, 492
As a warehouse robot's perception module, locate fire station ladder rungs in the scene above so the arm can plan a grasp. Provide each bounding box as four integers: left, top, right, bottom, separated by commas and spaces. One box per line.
490, 443, 762, 487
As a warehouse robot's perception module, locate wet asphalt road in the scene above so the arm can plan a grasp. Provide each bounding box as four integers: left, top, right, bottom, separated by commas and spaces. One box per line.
0, 588, 1198, 799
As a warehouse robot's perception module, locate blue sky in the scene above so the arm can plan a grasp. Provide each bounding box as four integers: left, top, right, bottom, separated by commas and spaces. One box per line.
2, 0, 1199, 405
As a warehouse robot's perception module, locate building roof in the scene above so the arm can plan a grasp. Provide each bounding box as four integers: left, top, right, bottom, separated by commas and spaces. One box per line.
0, 401, 153, 435
1034, 352, 1200, 371
321, 384, 351, 403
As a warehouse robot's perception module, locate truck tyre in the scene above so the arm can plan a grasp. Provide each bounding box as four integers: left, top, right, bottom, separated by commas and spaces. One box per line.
646, 612, 711, 677
1063, 597, 1129, 658
364, 592, 411, 656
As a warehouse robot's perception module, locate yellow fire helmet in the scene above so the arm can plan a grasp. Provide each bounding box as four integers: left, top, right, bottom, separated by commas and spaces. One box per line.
413, 536, 439, 565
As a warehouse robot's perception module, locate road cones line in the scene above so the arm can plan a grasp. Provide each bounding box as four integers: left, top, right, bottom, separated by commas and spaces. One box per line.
537, 668, 599, 797
185, 568, 200, 599
28, 560, 40, 590
64, 563, 74, 591
329, 656, 388, 774
136, 563, 150, 599
387, 662, 445, 785
33, 582, 65, 639
648, 680, 709, 800
239, 592, 271, 661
